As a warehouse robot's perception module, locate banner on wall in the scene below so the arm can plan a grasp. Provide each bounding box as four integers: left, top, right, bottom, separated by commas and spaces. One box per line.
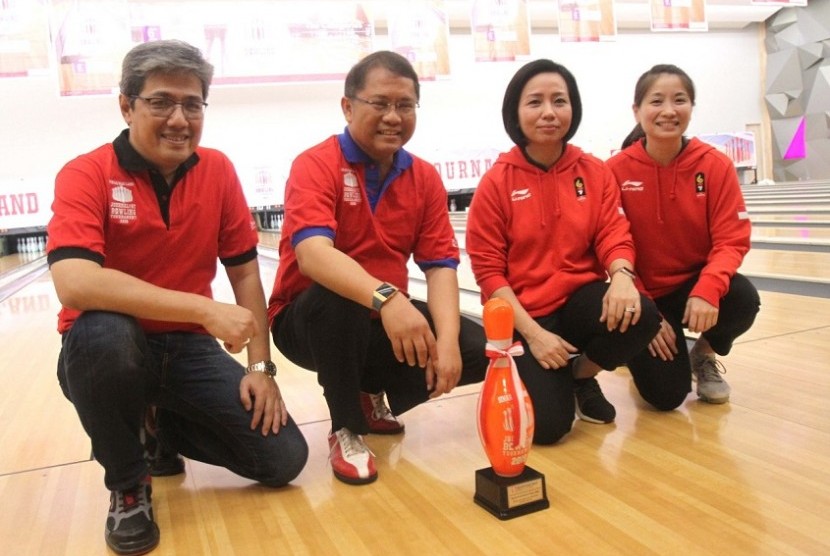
697, 132, 757, 169
557, 0, 616, 42
427, 147, 502, 192
0, 179, 52, 230
49, 0, 374, 95
471, 0, 530, 62
750, 0, 807, 6
51, 0, 132, 95
388, 0, 450, 81
650, 0, 708, 32
0, 0, 51, 77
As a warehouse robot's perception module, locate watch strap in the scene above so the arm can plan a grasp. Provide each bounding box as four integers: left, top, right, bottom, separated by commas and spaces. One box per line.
246, 360, 277, 377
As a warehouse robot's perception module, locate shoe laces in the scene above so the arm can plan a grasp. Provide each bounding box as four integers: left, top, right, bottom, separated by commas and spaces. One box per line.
112, 480, 151, 515
335, 428, 374, 458
575, 378, 603, 401
368, 392, 394, 421
693, 356, 727, 383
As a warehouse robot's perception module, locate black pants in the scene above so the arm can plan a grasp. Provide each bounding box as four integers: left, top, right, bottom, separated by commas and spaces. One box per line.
514, 281, 662, 445
627, 273, 760, 411
272, 284, 489, 435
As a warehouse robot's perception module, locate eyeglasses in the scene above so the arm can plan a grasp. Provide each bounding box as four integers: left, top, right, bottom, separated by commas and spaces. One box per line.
351, 96, 419, 116
131, 95, 208, 120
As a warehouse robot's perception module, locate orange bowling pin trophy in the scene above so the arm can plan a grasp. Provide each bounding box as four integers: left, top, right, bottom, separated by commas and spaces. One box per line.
474, 298, 549, 519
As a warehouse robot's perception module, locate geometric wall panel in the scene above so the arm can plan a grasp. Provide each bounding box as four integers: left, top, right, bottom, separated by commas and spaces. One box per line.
766, 2, 830, 181
798, 44, 824, 69
766, 50, 803, 93
805, 66, 830, 113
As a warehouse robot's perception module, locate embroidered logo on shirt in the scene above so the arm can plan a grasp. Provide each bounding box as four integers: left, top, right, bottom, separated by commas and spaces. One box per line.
342, 168, 361, 205
109, 180, 136, 224
695, 172, 706, 195
574, 177, 586, 199
510, 188, 531, 202
620, 179, 644, 192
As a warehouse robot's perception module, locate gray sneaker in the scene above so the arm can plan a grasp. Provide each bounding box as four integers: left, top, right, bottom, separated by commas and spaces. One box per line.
691, 354, 731, 404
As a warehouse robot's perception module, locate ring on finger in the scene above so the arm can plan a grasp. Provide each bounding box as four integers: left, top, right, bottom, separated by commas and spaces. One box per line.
625, 306, 637, 313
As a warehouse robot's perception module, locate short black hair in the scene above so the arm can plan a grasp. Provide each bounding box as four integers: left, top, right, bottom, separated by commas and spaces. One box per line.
344, 50, 420, 100
501, 59, 582, 146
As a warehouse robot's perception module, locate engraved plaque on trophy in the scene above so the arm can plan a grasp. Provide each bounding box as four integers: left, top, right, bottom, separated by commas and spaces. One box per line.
474, 298, 549, 519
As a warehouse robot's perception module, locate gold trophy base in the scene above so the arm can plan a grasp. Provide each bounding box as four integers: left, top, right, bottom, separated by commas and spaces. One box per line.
474, 466, 550, 520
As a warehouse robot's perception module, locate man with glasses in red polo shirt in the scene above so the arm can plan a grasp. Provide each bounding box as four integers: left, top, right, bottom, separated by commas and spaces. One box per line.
48, 40, 308, 555
268, 51, 488, 486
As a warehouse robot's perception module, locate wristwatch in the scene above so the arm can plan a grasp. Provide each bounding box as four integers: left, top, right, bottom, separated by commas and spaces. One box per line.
372, 282, 399, 311
246, 360, 277, 377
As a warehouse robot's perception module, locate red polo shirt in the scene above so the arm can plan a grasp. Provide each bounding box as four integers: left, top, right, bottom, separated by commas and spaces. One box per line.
48, 129, 258, 334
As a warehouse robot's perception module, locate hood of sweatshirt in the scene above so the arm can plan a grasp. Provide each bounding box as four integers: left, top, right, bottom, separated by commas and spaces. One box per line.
613, 137, 715, 223
494, 143, 585, 228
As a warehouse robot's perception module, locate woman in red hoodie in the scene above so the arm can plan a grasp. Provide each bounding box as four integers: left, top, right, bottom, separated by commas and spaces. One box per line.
467, 60, 661, 444
607, 64, 760, 410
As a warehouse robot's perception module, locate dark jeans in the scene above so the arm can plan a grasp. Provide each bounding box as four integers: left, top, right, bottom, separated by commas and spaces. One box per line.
627, 273, 761, 411
57, 311, 309, 492
514, 281, 662, 445
272, 284, 489, 435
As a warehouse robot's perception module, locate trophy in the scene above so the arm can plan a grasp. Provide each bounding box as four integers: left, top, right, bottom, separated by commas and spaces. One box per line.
474, 298, 550, 519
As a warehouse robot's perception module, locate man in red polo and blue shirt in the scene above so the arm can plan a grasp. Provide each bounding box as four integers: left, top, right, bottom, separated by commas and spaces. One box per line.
268, 51, 487, 486
48, 40, 307, 555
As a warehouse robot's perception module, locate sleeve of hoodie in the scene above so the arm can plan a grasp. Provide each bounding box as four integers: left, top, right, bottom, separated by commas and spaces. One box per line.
592, 163, 636, 271
690, 154, 751, 307
466, 172, 511, 301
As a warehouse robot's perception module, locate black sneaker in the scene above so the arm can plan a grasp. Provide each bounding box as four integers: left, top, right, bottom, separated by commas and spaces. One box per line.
142, 428, 185, 477
574, 377, 616, 424
105, 476, 160, 555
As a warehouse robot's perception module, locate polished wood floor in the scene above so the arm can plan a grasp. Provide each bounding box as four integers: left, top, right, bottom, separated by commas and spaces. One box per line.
2, 182, 830, 555
0, 266, 828, 555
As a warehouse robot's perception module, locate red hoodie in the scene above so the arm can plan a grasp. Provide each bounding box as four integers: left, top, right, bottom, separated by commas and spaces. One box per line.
606, 138, 751, 307
466, 144, 635, 318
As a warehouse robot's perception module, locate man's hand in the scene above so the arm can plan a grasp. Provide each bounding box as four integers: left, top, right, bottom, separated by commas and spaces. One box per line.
380, 294, 438, 368
426, 336, 462, 398
201, 301, 258, 353
239, 372, 287, 435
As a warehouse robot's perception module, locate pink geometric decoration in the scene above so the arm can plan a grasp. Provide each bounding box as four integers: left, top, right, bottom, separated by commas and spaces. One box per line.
783, 117, 806, 159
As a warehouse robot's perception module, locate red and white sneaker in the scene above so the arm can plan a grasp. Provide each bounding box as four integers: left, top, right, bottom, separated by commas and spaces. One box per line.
360, 391, 405, 435
328, 428, 377, 485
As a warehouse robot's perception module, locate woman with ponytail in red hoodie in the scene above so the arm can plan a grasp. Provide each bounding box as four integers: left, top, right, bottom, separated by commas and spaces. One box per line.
467, 60, 661, 445
607, 64, 760, 410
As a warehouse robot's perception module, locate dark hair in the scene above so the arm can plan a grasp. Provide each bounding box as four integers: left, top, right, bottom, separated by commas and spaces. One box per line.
120, 40, 214, 101
501, 59, 582, 147
344, 50, 420, 100
622, 64, 696, 149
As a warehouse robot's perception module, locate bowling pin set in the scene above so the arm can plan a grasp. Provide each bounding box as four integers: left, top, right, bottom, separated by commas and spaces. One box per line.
15, 234, 47, 256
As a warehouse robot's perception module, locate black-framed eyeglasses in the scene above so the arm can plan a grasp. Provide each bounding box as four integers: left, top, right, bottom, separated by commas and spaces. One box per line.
351, 96, 419, 116
131, 95, 208, 120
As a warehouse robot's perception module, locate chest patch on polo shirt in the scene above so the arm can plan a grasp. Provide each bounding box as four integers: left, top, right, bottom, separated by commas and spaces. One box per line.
574, 177, 586, 200
695, 172, 706, 195
342, 168, 362, 205
109, 180, 137, 224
